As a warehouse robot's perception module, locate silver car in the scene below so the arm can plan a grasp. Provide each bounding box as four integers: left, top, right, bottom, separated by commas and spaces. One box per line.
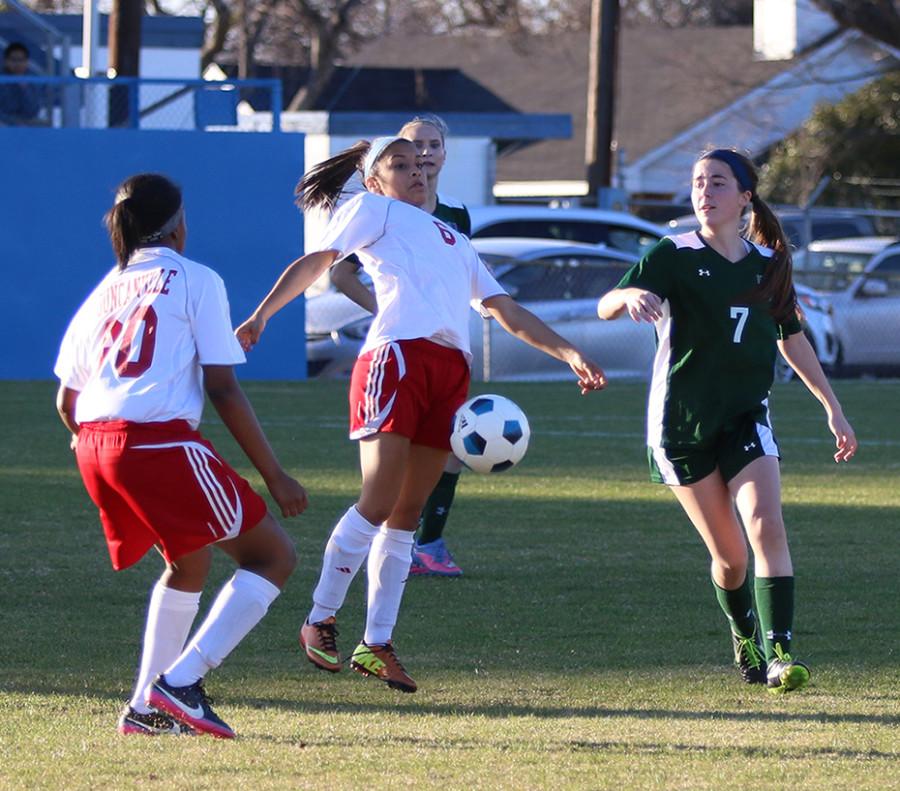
793, 238, 900, 373
304, 237, 836, 382
305, 239, 655, 380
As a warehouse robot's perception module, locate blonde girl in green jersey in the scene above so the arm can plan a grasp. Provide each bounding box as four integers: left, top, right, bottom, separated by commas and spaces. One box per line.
331, 114, 472, 578
597, 148, 857, 693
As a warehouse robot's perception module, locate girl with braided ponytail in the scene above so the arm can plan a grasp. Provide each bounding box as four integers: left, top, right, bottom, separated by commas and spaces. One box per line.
597, 148, 857, 693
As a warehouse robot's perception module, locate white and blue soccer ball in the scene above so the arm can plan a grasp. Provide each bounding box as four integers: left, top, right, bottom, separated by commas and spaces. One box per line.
450, 394, 530, 474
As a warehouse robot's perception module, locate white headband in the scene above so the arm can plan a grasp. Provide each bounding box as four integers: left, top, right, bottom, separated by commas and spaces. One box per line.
362, 136, 408, 179
139, 204, 184, 243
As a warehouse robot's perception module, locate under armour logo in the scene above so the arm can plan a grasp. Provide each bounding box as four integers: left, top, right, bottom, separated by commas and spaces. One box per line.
744, 442, 757, 451
698, 269, 711, 277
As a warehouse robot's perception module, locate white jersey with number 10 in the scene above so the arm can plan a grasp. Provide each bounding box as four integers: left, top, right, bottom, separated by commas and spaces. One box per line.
54, 247, 245, 428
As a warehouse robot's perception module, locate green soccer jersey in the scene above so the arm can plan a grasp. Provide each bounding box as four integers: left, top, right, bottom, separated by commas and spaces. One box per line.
434, 194, 471, 237
617, 231, 802, 448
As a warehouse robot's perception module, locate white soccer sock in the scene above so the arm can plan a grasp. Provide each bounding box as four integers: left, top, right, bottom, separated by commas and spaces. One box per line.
308, 506, 380, 624
364, 527, 415, 646
162, 569, 280, 689
129, 581, 201, 713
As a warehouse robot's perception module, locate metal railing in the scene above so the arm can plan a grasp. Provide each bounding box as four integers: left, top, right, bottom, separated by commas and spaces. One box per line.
1, 0, 71, 77
0, 75, 283, 131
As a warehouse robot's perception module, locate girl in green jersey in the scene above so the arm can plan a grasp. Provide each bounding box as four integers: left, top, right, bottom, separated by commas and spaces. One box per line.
597, 148, 857, 693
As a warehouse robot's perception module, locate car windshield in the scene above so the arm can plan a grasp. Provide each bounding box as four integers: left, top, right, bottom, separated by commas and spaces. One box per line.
793, 250, 876, 291
473, 220, 659, 255
495, 256, 632, 301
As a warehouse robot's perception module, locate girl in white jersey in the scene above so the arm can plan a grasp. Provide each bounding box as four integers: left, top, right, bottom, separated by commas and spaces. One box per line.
331, 114, 472, 578
237, 137, 606, 692
55, 173, 308, 738
598, 149, 857, 693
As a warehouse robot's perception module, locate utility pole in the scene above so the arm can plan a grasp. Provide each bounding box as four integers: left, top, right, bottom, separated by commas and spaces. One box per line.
585, 0, 620, 206
108, 0, 143, 126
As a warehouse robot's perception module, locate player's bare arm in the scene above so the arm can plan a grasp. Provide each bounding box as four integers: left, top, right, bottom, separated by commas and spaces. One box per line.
236, 250, 340, 350
331, 258, 377, 314
597, 287, 663, 323
56, 384, 80, 449
483, 294, 606, 392
777, 333, 858, 463
203, 365, 308, 517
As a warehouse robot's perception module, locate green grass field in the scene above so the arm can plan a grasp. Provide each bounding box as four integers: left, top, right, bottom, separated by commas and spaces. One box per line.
0, 379, 897, 790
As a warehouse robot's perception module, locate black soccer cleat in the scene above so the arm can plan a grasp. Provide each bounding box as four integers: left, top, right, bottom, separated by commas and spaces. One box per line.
731, 628, 767, 685
148, 675, 235, 738
117, 705, 195, 736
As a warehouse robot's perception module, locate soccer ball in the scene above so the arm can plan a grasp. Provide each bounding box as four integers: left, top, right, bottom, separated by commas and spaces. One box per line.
450, 394, 530, 474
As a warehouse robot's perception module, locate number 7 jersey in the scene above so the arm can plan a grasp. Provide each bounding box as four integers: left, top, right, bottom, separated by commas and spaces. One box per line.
54, 247, 245, 429
616, 231, 802, 448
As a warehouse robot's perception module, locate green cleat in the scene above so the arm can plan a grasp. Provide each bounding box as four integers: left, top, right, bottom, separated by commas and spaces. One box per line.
350, 641, 417, 693
766, 643, 810, 694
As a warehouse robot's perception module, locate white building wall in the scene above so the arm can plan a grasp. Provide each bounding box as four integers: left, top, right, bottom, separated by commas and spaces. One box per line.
754, 0, 837, 61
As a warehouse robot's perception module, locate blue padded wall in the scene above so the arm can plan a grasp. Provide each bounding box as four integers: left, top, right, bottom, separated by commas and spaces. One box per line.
0, 127, 306, 379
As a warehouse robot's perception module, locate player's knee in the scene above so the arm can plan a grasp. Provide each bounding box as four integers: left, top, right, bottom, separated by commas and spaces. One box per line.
713, 553, 749, 584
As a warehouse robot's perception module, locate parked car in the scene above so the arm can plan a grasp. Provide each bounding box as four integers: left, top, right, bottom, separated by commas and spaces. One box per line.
792, 236, 895, 285
305, 239, 656, 380
469, 205, 665, 256
305, 237, 836, 382
792, 238, 900, 373
667, 209, 878, 251
775, 284, 839, 382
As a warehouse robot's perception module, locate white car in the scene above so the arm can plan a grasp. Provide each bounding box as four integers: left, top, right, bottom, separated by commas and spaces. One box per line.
305, 239, 655, 380
776, 284, 839, 382
305, 236, 836, 383
793, 238, 900, 373
469, 205, 665, 257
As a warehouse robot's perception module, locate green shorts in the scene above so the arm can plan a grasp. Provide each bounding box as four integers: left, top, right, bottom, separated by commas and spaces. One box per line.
648, 410, 781, 486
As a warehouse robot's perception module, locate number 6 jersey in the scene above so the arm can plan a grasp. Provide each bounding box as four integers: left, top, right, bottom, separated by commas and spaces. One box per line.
616, 231, 803, 448
54, 247, 245, 428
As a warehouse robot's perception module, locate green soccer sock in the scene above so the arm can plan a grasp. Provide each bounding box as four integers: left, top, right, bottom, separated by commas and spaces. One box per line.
755, 576, 795, 661
417, 471, 460, 545
712, 574, 757, 638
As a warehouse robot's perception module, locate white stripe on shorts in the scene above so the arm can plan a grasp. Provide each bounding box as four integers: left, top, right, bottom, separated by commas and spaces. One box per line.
756, 399, 779, 457
354, 342, 406, 438
133, 440, 243, 539
651, 446, 681, 486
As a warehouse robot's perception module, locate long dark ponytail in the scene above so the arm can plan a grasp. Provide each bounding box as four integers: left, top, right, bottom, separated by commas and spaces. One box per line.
104, 173, 183, 270
295, 140, 370, 213
698, 148, 797, 324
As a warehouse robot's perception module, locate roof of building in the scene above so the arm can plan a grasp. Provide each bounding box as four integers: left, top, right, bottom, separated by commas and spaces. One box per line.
27, 14, 205, 49
347, 27, 793, 183
226, 64, 517, 114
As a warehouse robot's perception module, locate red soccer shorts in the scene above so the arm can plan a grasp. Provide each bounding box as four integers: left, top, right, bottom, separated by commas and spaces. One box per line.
348, 338, 470, 450
75, 420, 268, 570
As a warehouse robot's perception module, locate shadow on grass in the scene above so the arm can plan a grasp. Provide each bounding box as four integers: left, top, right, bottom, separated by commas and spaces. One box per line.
248, 731, 898, 762
3, 678, 898, 729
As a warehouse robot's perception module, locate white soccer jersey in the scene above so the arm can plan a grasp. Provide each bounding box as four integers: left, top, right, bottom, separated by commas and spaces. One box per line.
318, 192, 505, 360
54, 247, 245, 428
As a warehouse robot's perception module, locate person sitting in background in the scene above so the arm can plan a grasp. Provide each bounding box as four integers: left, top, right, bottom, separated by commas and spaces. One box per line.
0, 42, 41, 126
